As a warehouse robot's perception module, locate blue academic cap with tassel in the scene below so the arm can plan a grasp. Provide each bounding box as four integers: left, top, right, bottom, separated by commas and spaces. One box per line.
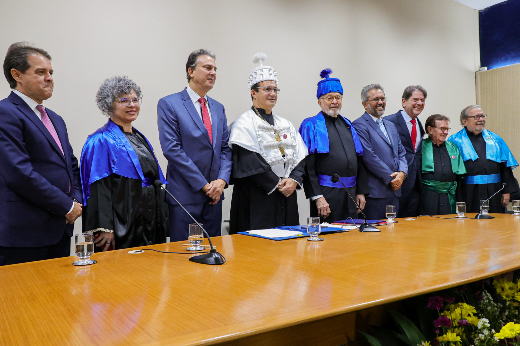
317, 68, 343, 99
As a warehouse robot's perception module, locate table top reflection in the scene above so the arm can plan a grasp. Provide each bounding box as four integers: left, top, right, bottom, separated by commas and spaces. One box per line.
1, 214, 520, 345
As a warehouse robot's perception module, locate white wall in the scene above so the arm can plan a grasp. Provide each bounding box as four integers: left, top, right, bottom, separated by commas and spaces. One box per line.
0, 0, 479, 233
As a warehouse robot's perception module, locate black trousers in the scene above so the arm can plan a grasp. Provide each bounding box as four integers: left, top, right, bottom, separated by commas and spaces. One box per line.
0, 232, 70, 266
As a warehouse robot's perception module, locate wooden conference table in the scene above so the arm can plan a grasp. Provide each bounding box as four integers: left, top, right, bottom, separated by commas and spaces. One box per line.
1, 214, 520, 346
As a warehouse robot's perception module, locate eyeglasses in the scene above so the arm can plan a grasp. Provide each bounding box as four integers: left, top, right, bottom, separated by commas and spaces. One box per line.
367, 97, 387, 103
434, 127, 451, 132
257, 87, 281, 94
117, 97, 142, 106
466, 114, 487, 120
321, 95, 343, 102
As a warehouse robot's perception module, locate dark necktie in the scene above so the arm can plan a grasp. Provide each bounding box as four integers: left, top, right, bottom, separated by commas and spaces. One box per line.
411, 118, 417, 151
198, 98, 213, 145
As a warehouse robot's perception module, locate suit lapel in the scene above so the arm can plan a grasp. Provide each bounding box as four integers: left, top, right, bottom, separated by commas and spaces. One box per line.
397, 112, 413, 149
181, 89, 212, 145
9, 93, 66, 162
47, 111, 69, 161
384, 119, 398, 156
365, 113, 391, 146
207, 97, 218, 147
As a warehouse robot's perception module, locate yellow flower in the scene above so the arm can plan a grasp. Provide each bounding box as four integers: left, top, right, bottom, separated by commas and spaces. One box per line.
466, 315, 479, 326
494, 322, 520, 339
437, 332, 461, 342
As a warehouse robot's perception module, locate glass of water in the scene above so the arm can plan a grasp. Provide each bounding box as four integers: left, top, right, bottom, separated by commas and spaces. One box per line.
456, 202, 466, 218
512, 200, 520, 215
73, 232, 96, 266
307, 217, 323, 241
386, 205, 396, 223
480, 200, 490, 215
187, 223, 204, 251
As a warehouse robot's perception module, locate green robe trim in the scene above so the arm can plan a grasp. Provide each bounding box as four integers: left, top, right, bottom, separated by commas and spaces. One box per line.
421, 138, 466, 213
421, 138, 466, 175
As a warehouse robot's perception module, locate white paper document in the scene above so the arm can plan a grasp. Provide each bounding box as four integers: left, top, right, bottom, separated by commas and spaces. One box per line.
247, 229, 304, 238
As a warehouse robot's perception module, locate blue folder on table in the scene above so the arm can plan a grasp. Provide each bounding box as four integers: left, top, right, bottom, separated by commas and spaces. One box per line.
238, 224, 353, 241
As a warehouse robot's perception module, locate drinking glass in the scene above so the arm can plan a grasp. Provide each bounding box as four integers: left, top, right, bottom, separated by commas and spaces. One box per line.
512, 200, 520, 215
307, 217, 323, 241
73, 232, 96, 266
386, 205, 396, 223
480, 200, 489, 215
187, 223, 204, 251
456, 202, 466, 218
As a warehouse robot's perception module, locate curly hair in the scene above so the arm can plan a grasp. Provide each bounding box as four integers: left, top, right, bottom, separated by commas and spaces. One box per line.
96, 76, 142, 116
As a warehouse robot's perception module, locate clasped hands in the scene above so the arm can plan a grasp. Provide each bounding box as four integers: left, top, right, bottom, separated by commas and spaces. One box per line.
203, 179, 227, 205
390, 171, 406, 191
315, 194, 366, 218
278, 178, 297, 198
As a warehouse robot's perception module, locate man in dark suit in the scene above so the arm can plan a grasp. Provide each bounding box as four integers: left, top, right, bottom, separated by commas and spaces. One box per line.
0, 42, 82, 266
157, 49, 232, 241
353, 84, 407, 220
385, 86, 426, 217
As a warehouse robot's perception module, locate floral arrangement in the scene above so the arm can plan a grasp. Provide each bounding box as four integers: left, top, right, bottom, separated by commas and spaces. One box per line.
361, 273, 520, 346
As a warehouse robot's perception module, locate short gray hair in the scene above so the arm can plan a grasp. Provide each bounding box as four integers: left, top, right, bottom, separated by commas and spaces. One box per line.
186, 49, 216, 82
96, 76, 142, 116
460, 105, 482, 125
361, 84, 384, 102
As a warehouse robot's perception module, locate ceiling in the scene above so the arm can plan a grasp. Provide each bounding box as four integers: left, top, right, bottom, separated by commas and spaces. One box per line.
452, 0, 508, 10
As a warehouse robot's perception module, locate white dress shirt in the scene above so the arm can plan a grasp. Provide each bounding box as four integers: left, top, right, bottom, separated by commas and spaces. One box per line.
400, 110, 421, 151
186, 85, 212, 125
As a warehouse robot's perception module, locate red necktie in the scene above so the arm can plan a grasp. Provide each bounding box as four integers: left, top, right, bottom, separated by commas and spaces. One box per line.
198, 98, 213, 145
411, 118, 417, 151
36, 105, 64, 155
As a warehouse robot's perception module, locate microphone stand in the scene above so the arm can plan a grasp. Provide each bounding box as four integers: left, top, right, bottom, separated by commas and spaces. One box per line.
475, 183, 506, 220
331, 174, 379, 232
155, 181, 226, 265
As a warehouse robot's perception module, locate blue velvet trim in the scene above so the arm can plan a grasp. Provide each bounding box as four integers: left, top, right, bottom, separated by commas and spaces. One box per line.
80, 119, 167, 205
448, 128, 518, 169
318, 174, 357, 188
299, 112, 363, 156
462, 173, 501, 184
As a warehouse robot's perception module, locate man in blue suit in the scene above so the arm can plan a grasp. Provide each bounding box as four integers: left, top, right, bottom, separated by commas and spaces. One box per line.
353, 84, 407, 220
158, 49, 232, 241
385, 86, 426, 217
0, 42, 82, 266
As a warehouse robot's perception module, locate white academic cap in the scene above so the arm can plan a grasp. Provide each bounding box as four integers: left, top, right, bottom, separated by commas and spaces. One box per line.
248, 52, 278, 88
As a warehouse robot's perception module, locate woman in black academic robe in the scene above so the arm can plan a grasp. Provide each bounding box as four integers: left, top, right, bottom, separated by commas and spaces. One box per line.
81, 76, 168, 251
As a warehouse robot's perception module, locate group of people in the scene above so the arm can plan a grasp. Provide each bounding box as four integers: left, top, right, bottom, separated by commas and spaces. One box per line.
0, 42, 518, 266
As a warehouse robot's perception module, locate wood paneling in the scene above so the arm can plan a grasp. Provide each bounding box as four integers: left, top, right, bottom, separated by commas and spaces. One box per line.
476, 64, 520, 179
1, 214, 520, 345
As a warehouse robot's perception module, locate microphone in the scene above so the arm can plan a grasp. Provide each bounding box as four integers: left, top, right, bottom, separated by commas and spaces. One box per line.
331, 174, 379, 232
154, 181, 225, 265
475, 183, 506, 219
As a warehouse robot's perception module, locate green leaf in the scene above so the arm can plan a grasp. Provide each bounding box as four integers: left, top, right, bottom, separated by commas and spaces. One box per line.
360, 331, 384, 346
370, 325, 409, 346
388, 309, 426, 345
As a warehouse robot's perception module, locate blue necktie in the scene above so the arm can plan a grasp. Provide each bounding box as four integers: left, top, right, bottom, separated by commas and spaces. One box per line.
376, 118, 390, 142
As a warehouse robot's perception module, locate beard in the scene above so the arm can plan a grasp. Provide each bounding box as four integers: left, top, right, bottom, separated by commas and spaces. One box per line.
322, 107, 341, 117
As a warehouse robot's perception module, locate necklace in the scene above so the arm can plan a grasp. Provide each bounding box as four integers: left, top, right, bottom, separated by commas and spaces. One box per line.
252, 106, 285, 156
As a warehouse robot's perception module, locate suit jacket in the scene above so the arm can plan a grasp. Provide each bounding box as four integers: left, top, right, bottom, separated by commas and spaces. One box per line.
0, 92, 82, 247
157, 88, 232, 205
352, 112, 407, 198
385, 110, 425, 192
